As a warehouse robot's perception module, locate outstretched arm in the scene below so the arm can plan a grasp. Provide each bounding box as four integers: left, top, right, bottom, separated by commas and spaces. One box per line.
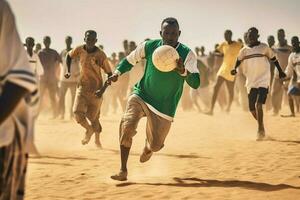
270, 57, 286, 79
230, 59, 241, 75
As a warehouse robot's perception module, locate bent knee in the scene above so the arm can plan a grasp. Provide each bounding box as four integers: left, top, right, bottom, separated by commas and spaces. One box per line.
74, 112, 85, 123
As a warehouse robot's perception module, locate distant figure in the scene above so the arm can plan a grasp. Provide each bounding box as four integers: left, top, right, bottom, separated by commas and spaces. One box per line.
205, 30, 242, 115
34, 43, 42, 54
0, 1, 37, 199
190, 46, 210, 112
123, 40, 130, 56
235, 32, 248, 111
231, 27, 286, 140
58, 36, 80, 120
109, 52, 128, 112
25, 37, 43, 154
271, 29, 292, 115
38, 36, 61, 118
281, 36, 300, 117
65, 30, 112, 147
266, 35, 276, 111
109, 17, 200, 181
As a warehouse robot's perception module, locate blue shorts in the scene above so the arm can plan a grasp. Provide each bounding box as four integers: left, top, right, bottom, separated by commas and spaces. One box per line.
288, 86, 300, 96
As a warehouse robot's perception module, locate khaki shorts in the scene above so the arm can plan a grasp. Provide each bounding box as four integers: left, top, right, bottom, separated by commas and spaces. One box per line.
73, 90, 103, 121
119, 95, 171, 152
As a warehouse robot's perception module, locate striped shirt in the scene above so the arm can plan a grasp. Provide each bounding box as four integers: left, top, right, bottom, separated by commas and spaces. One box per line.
237, 42, 275, 93
0, 0, 37, 148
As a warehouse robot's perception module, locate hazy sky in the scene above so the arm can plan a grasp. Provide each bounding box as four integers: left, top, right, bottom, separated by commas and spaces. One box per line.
9, 0, 300, 55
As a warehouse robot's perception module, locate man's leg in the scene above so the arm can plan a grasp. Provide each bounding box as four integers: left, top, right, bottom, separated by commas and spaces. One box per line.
73, 92, 93, 145
86, 97, 103, 148
225, 79, 235, 112
48, 82, 58, 119
190, 88, 202, 112
248, 88, 258, 120
271, 78, 283, 115
256, 88, 268, 141
58, 82, 68, 119
140, 107, 172, 163
69, 83, 77, 119
206, 76, 225, 115
111, 95, 145, 181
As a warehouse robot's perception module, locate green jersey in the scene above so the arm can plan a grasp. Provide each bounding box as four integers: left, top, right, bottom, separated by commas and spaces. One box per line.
116, 39, 200, 121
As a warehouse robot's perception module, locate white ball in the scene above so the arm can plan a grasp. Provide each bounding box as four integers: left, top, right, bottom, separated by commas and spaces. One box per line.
152, 45, 179, 72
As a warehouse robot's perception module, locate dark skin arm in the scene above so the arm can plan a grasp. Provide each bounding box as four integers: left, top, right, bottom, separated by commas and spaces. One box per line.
0, 82, 28, 125
64, 54, 72, 79
230, 60, 241, 75
271, 57, 286, 79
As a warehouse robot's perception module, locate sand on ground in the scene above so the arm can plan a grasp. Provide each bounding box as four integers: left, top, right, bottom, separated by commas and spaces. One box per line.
26, 105, 300, 200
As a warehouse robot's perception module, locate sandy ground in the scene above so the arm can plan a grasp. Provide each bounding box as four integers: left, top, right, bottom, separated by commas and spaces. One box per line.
25, 105, 300, 200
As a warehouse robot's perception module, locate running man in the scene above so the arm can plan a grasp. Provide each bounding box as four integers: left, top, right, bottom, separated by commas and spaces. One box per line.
231, 27, 286, 140
281, 36, 300, 117
108, 17, 200, 181
65, 30, 112, 147
206, 30, 242, 115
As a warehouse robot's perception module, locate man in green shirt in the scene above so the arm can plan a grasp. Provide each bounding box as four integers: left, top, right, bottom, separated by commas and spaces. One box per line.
107, 17, 200, 181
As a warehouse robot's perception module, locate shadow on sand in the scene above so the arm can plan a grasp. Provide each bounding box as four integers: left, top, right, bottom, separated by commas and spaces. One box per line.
263, 137, 300, 145
116, 177, 300, 191
29, 155, 98, 161
101, 148, 209, 159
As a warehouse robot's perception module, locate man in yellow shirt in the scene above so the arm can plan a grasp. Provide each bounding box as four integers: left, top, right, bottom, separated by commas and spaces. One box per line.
205, 30, 242, 115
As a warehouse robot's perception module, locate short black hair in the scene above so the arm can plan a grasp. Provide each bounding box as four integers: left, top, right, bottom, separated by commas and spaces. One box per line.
291, 36, 299, 42
225, 29, 232, 35
25, 37, 34, 43
85, 30, 97, 38
161, 17, 179, 29
248, 27, 259, 35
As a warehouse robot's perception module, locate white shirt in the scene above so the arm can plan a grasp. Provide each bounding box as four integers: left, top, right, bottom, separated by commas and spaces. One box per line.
238, 43, 275, 93
0, 0, 37, 148
285, 52, 300, 83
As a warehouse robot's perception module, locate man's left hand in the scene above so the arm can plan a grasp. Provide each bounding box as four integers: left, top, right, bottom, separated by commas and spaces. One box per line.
173, 57, 185, 74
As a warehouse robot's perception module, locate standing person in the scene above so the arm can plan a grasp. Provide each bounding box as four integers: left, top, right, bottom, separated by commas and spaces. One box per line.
231, 27, 286, 140
271, 29, 292, 115
58, 36, 80, 120
25, 37, 43, 154
265, 35, 276, 111
38, 36, 61, 118
0, 1, 37, 199
205, 30, 242, 115
65, 30, 112, 147
109, 17, 200, 181
34, 43, 41, 54
190, 46, 210, 112
109, 52, 129, 113
281, 36, 300, 117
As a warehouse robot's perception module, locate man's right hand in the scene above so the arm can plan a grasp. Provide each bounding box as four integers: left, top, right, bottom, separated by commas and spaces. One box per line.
64, 72, 71, 79
107, 73, 119, 85
231, 69, 237, 75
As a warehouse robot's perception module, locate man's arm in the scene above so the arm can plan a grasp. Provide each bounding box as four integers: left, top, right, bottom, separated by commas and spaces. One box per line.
0, 82, 28, 124
270, 57, 286, 79
108, 41, 146, 84
230, 59, 241, 75
65, 54, 72, 79
180, 51, 200, 89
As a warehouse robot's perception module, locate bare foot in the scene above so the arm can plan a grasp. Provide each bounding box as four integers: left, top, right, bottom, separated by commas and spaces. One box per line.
81, 128, 94, 145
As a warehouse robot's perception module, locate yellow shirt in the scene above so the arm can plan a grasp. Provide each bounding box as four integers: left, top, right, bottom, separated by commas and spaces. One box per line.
69, 45, 112, 93
217, 41, 242, 81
